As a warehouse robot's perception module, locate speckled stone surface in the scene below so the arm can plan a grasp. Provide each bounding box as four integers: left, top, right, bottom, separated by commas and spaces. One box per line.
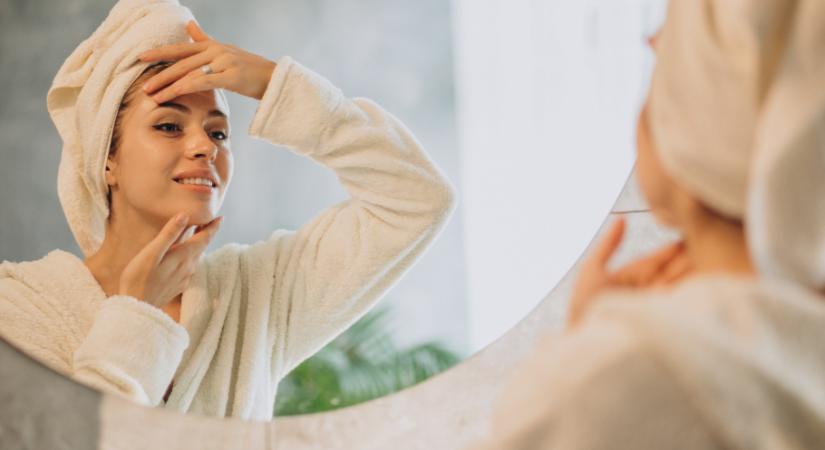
0, 339, 100, 450
0, 173, 675, 450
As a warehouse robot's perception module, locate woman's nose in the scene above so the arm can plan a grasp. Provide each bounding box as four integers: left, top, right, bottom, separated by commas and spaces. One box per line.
187, 131, 218, 161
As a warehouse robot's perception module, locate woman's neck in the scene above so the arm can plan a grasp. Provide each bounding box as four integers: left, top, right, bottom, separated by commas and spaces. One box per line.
83, 210, 170, 297
682, 213, 755, 278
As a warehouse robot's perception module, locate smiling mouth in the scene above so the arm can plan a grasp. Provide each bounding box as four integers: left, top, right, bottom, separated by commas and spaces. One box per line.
172, 177, 217, 188
173, 181, 216, 196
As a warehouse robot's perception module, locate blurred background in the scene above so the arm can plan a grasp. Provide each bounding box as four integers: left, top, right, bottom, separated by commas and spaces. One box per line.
0, 0, 666, 416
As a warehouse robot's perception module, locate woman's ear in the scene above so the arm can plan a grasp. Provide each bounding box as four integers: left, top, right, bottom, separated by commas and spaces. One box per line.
104, 156, 118, 187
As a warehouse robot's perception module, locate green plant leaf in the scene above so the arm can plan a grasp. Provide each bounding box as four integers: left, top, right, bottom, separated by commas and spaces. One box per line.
274, 303, 463, 416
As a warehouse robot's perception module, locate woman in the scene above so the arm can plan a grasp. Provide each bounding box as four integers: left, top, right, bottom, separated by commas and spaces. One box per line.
0, 0, 455, 421
472, 0, 825, 448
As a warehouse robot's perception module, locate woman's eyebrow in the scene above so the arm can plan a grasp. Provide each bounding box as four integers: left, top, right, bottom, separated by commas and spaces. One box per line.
156, 101, 227, 119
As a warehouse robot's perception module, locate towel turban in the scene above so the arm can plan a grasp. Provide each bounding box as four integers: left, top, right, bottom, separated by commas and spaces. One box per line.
648, 0, 825, 290
47, 0, 229, 257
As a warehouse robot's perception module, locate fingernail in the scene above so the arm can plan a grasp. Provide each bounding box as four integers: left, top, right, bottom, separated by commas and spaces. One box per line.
176, 214, 187, 225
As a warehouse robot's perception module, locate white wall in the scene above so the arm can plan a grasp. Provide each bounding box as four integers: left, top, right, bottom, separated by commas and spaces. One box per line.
452, 0, 668, 351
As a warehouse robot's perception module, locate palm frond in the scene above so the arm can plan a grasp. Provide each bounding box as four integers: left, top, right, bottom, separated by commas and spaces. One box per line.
274, 303, 463, 416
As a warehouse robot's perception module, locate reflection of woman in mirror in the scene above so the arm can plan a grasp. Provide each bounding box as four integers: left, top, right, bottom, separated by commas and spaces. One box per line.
0, 1, 454, 420
475, 0, 825, 448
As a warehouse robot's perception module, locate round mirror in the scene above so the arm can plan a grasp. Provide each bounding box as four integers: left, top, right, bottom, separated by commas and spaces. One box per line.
0, 0, 665, 420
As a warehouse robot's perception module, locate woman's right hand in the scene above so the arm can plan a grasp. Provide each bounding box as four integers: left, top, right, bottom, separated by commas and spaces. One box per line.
566, 217, 691, 331
118, 213, 223, 308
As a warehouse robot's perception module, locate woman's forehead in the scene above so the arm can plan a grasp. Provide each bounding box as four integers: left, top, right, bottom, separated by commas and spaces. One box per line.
142, 89, 230, 119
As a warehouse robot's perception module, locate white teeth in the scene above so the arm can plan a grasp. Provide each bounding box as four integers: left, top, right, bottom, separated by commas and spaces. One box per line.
176, 177, 214, 187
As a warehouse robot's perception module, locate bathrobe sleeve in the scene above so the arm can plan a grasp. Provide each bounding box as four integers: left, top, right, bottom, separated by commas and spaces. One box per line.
0, 266, 188, 406
71, 295, 189, 406
0, 259, 189, 405
228, 56, 456, 377
468, 310, 723, 450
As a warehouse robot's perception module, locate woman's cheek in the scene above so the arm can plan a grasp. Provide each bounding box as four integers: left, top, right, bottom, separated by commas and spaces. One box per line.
635, 107, 674, 224
216, 149, 234, 191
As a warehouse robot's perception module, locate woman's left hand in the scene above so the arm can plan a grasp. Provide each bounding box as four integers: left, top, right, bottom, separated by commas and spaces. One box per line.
138, 20, 277, 103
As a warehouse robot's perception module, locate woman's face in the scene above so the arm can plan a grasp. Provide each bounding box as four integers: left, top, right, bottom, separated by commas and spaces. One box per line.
636, 101, 679, 227
635, 31, 684, 228
105, 87, 233, 226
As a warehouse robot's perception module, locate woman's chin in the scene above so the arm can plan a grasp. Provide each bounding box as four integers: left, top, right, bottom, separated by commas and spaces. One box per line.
172, 209, 215, 226
192, 214, 216, 226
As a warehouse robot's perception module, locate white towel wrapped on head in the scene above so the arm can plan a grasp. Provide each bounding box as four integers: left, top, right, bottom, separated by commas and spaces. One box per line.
648, 0, 825, 290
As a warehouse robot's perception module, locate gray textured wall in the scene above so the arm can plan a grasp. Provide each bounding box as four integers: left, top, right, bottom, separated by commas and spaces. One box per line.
0, 0, 468, 352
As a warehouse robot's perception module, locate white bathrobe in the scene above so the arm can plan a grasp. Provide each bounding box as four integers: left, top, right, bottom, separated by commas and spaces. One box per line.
0, 56, 455, 421
472, 274, 825, 449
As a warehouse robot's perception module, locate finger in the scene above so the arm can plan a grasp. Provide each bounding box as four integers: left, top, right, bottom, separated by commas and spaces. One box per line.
611, 240, 683, 274
649, 265, 691, 288
150, 213, 190, 260
609, 260, 663, 287
149, 67, 213, 103
174, 225, 197, 246
172, 216, 223, 255
194, 219, 213, 233
138, 41, 209, 63
659, 254, 692, 284
147, 69, 201, 102
566, 293, 600, 331
169, 225, 190, 247
177, 230, 220, 264
589, 217, 626, 268
648, 240, 685, 263
151, 70, 224, 104
143, 49, 216, 94
608, 241, 684, 286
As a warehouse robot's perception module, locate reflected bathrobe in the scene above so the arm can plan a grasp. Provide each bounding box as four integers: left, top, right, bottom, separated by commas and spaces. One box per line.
0, 56, 455, 420
472, 274, 825, 449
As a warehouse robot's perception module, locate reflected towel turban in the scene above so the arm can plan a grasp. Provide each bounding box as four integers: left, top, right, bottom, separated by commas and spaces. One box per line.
648, 0, 825, 290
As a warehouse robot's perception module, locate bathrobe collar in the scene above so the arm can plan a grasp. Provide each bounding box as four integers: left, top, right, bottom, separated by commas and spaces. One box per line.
43, 249, 218, 404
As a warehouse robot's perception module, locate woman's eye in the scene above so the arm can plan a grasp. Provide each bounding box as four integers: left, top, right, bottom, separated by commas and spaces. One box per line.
154, 123, 181, 133
153, 124, 227, 141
